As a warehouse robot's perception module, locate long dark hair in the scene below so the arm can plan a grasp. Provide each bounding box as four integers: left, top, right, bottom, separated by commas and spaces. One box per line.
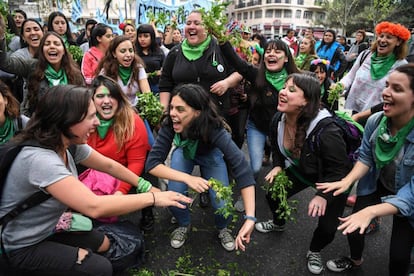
135, 24, 161, 55
287, 73, 321, 158
256, 39, 300, 89
19, 18, 44, 48
27, 32, 84, 115
165, 83, 223, 142
47, 11, 76, 45
394, 63, 414, 92
14, 85, 92, 152
316, 29, 336, 52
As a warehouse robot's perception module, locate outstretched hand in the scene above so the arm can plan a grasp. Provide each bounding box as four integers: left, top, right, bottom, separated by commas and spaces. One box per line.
315, 179, 352, 196
153, 190, 192, 209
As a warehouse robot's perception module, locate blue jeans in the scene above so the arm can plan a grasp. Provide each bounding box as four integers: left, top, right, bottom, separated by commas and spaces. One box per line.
168, 147, 230, 229
246, 119, 267, 179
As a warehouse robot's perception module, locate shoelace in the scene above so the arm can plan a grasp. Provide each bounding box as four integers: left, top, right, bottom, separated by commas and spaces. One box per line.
308, 252, 322, 267
172, 227, 187, 241
261, 221, 274, 230
219, 229, 233, 244
334, 258, 353, 269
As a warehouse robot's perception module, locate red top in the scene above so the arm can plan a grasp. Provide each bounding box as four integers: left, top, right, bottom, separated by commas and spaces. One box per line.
88, 113, 150, 194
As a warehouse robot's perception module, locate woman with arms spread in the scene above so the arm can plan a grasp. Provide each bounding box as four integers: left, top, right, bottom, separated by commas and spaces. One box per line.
0, 85, 191, 275
317, 63, 414, 275
146, 83, 256, 252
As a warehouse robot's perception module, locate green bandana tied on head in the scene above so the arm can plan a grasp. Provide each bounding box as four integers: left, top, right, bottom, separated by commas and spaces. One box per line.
181, 35, 212, 61
265, 68, 288, 91
375, 115, 414, 169
45, 64, 68, 87
173, 133, 199, 160
97, 116, 114, 139
370, 52, 396, 80
118, 66, 132, 85
0, 117, 14, 144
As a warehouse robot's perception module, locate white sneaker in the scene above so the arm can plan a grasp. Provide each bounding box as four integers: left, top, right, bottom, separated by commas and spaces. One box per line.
255, 220, 285, 233
218, 228, 235, 252
170, 226, 189, 249
307, 251, 323, 274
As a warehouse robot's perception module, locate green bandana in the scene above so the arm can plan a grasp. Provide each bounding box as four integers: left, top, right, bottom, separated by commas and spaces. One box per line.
375, 115, 414, 169
61, 34, 69, 48
295, 53, 307, 69
173, 133, 199, 160
97, 117, 114, 139
118, 66, 132, 85
181, 35, 211, 61
45, 64, 68, 86
0, 117, 14, 144
320, 84, 325, 97
265, 68, 288, 91
370, 52, 396, 80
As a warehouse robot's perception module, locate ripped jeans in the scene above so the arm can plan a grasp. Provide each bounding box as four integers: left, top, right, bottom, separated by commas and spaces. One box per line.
6, 230, 112, 276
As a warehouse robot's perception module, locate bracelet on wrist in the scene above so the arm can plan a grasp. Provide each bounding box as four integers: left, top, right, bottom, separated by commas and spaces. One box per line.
150, 192, 155, 207
136, 177, 152, 193
243, 215, 257, 222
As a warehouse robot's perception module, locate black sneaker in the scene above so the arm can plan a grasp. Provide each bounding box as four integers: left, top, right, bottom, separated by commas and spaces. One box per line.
326, 257, 360, 272
199, 191, 210, 208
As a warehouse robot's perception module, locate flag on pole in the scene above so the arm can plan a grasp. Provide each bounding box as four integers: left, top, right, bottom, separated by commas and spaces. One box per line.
119, 6, 124, 24
57, 0, 62, 12
71, 0, 83, 23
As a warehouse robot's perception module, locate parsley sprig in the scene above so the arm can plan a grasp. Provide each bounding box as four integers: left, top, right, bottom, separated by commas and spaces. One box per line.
208, 178, 238, 223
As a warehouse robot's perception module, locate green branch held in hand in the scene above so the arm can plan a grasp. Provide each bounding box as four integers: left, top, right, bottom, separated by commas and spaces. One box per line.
208, 178, 238, 223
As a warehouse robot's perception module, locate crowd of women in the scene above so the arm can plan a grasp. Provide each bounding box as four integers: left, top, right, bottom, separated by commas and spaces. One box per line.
0, 7, 413, 276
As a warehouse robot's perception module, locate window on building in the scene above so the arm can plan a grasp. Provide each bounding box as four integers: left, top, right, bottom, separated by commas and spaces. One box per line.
255, 10, 263, 18
297, 0, 304, 4
274, 0, 281, 3
314, 0, 323, 5
265, 9, 273, 18
284, 10, 292, 18
317, 12, 325, 21
243, 12, 248, 20
295, 10, 301, 19
304, 11, 313, 20
237, 13, 242, 21
285, 0, 291, 3
274, 9, 282, 18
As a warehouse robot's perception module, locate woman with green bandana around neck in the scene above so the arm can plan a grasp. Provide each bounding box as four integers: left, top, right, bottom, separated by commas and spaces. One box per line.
0, 16, 84, 117
88, 75, 157, 230
336, 21, 409, 117
218, 37, 300, 180
158, 10, 243, 210
295, 36, 318, 71
97, 35, 151, 106
47, 11, 77, 47
317, 63, 414, 275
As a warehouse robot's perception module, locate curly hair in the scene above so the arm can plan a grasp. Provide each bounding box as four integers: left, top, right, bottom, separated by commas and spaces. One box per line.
27, 32, 84, 115
97, 35, 146, 89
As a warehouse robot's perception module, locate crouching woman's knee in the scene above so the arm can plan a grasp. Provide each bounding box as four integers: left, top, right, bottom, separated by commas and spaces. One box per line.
76, 248, 112, 276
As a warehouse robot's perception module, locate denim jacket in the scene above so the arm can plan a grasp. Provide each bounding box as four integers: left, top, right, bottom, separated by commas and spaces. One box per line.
382, 176, 414, 228
357, 112, 414, 196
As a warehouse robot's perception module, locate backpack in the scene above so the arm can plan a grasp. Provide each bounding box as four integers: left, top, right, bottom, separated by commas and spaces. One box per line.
309, 111, 364, 163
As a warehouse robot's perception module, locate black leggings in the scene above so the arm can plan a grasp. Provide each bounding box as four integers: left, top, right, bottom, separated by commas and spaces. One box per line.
6, 230, 112, 276
389, 215, 414, 276
265, 170, 347, 252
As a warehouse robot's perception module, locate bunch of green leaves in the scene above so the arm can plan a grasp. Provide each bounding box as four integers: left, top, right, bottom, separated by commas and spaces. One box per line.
208, 178, 238, 223
199, 2, 231, 44
0, 1, 8, 18
327, 82, 344, 110
67, 45, 83, 63
147, 9, 168, 27
136, 92, 163, 126
263, 170, 297, 222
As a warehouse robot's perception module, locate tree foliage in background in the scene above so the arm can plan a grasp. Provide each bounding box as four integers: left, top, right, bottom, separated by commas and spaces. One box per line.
319, 0, 413, 36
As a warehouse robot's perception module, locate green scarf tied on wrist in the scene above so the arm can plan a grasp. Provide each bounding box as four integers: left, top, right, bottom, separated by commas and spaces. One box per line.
375, 115, 414, 169
45, 64, 68, 87
173, 133, 199, 160
118, 66, 132, 85
265, 68, 288, 91
370, 52, 396, 80
181, 35, 211, 61
97, 116, 114, 139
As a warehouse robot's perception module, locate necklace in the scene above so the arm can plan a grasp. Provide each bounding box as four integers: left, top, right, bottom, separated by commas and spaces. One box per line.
285, 124, 296, 141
